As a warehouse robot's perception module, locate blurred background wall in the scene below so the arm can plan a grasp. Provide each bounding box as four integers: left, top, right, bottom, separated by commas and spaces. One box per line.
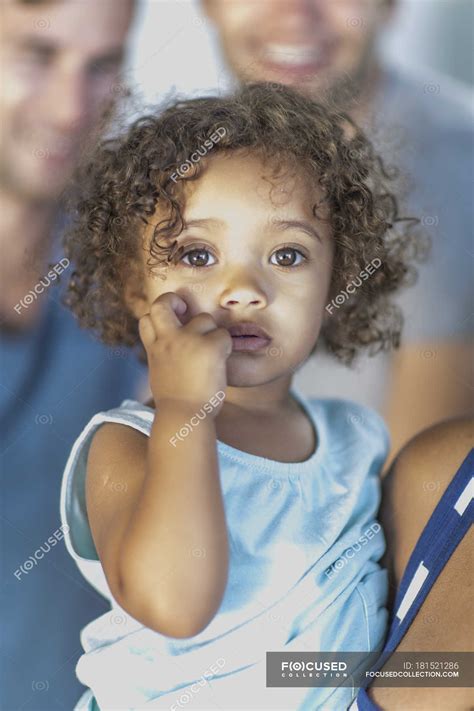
383, 0, 473, 86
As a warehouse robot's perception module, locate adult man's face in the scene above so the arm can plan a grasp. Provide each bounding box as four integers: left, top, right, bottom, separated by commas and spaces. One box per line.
0, 0, 135, 201
203, 0, 392, 103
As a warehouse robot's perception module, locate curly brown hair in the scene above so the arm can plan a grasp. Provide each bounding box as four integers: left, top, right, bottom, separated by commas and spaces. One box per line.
63, 82, 427, 365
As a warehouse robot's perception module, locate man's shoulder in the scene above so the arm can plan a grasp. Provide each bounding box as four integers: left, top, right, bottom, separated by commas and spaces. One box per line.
379, 60, 473, 137
45, 288, 144, 388
381, 417, 473, 578
389, 417, 473, 479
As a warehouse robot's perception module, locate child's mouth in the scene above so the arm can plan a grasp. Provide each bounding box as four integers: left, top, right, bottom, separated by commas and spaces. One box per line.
225, 322, 272, 353
230, 335, 271, 352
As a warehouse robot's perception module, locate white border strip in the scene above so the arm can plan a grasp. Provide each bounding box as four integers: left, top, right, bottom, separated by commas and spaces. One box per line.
396, 561, 429, 623
454, 477, 474, 516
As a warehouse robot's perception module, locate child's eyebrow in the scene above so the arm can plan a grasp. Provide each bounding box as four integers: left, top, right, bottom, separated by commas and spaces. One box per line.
182, 217, 323, 243
268, 218, 323, 243
182, 218, 224, 231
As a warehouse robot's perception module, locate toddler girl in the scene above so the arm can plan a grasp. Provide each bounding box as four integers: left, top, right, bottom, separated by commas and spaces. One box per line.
60, 82, 422, 710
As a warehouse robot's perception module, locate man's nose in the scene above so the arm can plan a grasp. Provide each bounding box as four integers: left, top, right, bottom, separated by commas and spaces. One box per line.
43, 71, 89, 133
276, 0, 322, 18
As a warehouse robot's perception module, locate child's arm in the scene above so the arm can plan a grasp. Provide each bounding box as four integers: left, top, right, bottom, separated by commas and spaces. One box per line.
86, 293, 233, 639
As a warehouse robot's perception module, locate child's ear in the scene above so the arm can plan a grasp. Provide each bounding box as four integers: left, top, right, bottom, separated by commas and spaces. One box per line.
321, 306, 331, 327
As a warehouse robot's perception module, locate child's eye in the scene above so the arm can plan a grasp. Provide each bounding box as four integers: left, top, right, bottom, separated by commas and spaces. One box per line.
270, 247, 306, 267
180, 247, 216, 268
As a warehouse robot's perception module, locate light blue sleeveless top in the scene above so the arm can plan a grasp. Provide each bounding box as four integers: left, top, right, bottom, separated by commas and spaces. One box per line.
60, 389, 390, 710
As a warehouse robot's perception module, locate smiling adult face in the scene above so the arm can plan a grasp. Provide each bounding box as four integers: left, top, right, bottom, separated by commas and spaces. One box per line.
0, 0, 135, 202
130, 150, 334, 389
202, 0, 393, 103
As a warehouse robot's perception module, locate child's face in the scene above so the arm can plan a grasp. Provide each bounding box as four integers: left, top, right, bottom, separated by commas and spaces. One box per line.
132, 151, 334, 388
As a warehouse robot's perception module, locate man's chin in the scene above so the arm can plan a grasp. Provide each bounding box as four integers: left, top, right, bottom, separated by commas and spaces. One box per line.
234, 57, 363, 107
18, 180, 71, 203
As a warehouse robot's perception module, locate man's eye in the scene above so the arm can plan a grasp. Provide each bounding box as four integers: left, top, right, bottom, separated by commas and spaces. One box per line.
17, 48, 52, 67
181, 248, 216, 267
270, 248, 306, 267
89, 57, 121, 77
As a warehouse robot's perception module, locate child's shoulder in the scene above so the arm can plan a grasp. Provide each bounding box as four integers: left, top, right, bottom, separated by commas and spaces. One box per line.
306, 395, 390, 443
61, 398, 153, 534
84, 399, 152, 493
80, 398, 154, 444
88, 417, 148, 468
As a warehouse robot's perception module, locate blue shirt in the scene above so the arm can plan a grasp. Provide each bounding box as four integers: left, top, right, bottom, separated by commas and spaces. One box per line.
0, 274, 145, 710
61, 391, 389, 710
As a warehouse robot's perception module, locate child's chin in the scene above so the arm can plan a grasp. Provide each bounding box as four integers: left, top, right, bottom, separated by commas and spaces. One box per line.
226, 356, 281, 388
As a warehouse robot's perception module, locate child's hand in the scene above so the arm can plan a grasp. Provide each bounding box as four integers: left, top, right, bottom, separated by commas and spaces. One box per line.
138, 292, 232, 415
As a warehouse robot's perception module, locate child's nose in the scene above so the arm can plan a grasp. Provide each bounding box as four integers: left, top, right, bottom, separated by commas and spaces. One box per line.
219, 277, 268, 310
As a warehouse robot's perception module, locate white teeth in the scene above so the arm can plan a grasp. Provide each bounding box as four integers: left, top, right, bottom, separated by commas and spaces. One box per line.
264, 44, 322, 66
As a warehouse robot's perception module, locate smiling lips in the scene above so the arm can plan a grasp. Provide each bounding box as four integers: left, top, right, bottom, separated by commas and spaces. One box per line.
225, 322, 271, 352
261, 41, 336, 78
